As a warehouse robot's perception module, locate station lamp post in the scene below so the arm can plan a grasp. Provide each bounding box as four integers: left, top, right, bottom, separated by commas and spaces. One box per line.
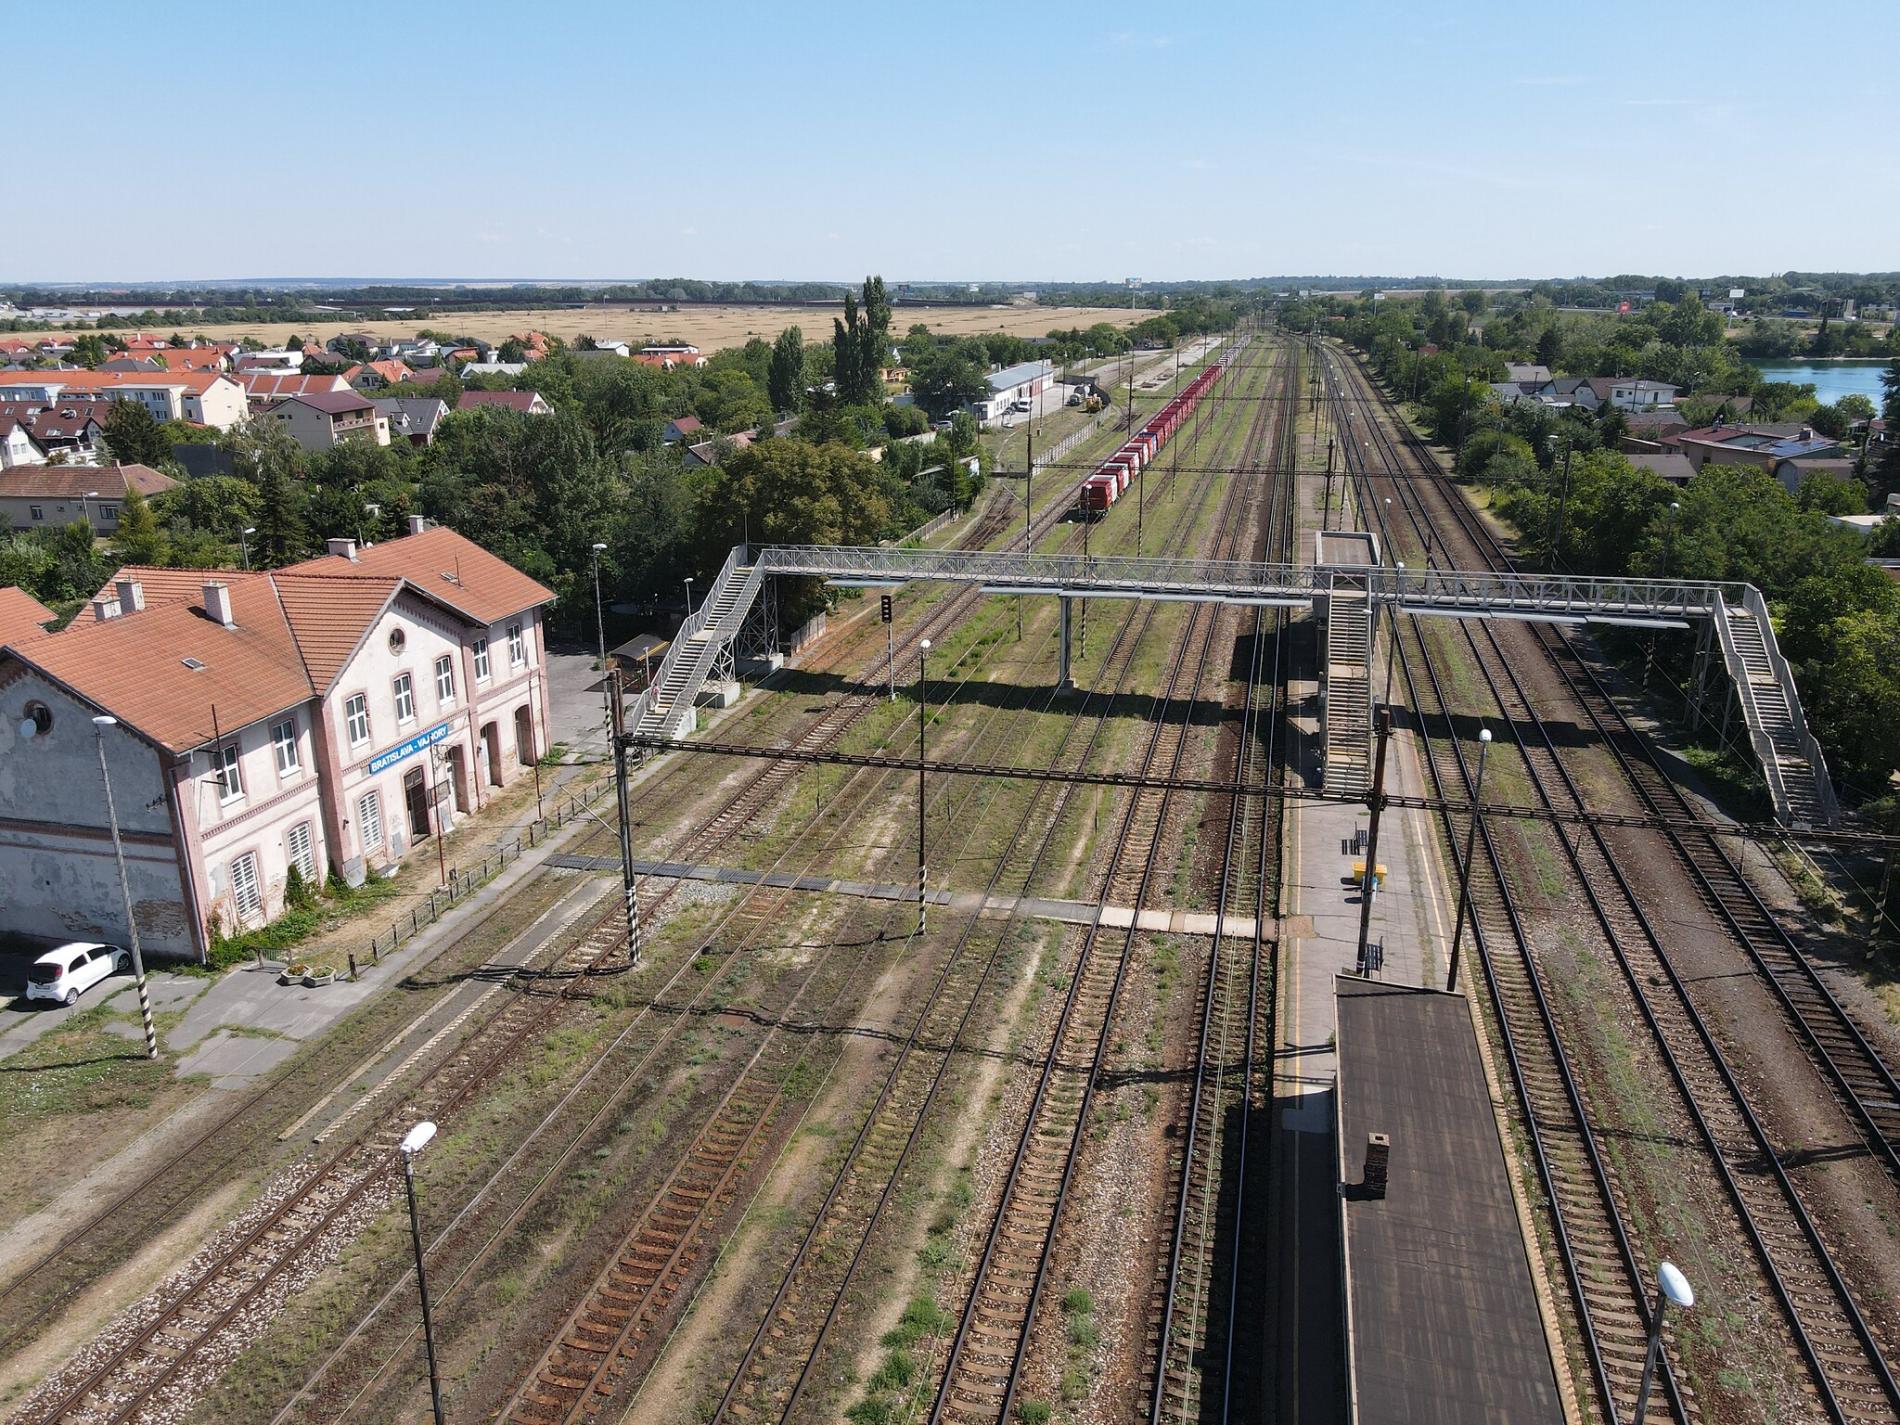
1445, 727, 1492, 994
239, 525, 256, 571
591, 542, 610, 726
682, 575, 694, 624
1632, 1261, 1693, 1425
90, 715, 157, 1059
917, 638, 931, 936
398, 1121, 446, 1425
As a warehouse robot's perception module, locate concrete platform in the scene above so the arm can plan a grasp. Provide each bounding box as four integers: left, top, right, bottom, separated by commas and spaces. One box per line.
550, 854, 1265, 939
1336, 977, 1564, 1425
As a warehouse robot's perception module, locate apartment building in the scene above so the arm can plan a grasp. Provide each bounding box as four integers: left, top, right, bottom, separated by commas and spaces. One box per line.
0, 523, 554, 960
0, 370, 249, 429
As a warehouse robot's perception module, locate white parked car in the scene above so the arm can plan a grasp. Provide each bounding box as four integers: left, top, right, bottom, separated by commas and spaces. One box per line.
24, 942, 128, 1007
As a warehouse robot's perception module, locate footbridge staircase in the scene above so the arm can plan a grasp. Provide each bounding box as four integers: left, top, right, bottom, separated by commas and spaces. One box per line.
1712, 589, 1839, 828
626, 546, 766, 743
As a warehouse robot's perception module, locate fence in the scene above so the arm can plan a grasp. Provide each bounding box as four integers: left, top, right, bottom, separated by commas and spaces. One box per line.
361, 778, 610, 965
783, 610, 827, 656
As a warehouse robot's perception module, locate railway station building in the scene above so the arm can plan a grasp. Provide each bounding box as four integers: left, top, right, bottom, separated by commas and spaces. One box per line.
0, 522, 553, 961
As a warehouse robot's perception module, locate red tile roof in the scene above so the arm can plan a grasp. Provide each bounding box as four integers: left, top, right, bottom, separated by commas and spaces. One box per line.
271, 573, 402, 691
0, 586, 56, 647
238, 371, 349, 403
0, 463, 175, 500
0, 369, 230, 395
282, 526, 554, 626
9, 576, 312, 752
136, 347, 228, 372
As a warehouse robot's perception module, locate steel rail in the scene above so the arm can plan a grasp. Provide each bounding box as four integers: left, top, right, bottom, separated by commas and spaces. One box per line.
927, 341, 1268, 1425
1327, 354, 1687, 1424
1148, 334, 1297, 1424
1345, 346, 1900, 1420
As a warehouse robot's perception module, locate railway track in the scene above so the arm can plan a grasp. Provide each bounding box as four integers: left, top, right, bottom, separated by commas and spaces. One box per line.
10, 351, 1239, 1425
1331, 348, 1900, 1423
492, 339, 1268, 1425
1144, 338, 1298, 1425
1340, 345, 1900, 1191
700, 366, 1274, 1425
924, 340, 1280, 1425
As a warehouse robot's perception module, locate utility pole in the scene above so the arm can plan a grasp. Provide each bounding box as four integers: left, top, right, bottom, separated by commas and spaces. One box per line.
1354, 707, 1393, 974
92, 717, 156, 1059
609, 669, 640, 964
1446, 728, 1493, 993
917, 639, 931, 936
1548, 442, 1573, 573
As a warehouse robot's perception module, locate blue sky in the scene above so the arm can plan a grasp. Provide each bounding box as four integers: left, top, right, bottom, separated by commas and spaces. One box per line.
13, 0, 1895, 283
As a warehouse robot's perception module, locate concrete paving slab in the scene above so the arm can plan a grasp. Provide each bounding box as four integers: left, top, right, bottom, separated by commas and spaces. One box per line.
176, 1030, 301, 1089
553, 854, 1263, 939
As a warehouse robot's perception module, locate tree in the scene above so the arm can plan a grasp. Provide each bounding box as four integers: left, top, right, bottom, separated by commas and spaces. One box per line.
68, 334, 108, 368
498, 337, 527, 363
768, 326, 805, 413
112, 485, 167, 565
1534, 325, 1563, 370
1808, 402, 1849, 440
103, 398, 170, 466
1880, 359, 1900, 491
911, 346, 990, 417
253, 464, 309, 566
1839, 393, 1877, 424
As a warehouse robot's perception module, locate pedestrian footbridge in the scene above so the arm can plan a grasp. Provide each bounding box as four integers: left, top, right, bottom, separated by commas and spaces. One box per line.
628, 544, 1838, 828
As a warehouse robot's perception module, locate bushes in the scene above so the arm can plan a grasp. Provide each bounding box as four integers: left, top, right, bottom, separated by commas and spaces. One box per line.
203, 872, 397, 970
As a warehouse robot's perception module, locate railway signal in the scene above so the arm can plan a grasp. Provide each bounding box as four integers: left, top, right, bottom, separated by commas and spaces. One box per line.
883, 594, 895, 700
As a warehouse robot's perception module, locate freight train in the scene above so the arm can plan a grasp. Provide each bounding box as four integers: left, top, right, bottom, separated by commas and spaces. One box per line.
1074, 360, 1224, 518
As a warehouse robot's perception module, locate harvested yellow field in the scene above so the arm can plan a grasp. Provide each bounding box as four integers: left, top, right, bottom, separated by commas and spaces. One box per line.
140, 303, 1158, 354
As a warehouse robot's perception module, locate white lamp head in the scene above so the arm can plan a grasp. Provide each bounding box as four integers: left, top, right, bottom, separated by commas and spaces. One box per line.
400, 1120, 437, 1157
919, 638, 931, 651
1658, 1261, 1694, 1309
1479, 728, 1493, 745
592, 542, 607, 552
93, 715, 118, 728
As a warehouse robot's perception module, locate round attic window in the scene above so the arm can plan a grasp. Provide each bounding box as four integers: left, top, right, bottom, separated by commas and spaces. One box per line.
388, 628, 407, 654
19, 701, 51, 739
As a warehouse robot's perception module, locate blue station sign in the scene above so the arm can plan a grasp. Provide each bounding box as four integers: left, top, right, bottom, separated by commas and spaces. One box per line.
368, 720, 453, 776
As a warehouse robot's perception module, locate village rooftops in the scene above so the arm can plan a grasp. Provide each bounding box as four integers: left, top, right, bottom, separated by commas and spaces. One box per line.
0, 463, 175, 500
0, 586, 55, 646
30, 526, 555, 754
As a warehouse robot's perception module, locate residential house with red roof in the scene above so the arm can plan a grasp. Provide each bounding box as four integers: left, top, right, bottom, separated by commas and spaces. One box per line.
0, 463, 176, 532
457, 389, 553, 416
0, 402, 107, 461
270, 390, 392, 450
236, 370, 351, 411
0, 522, 555, 960
345, 359, 417, 390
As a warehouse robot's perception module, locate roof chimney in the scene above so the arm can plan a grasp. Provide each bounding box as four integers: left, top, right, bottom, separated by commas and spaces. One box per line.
1362, 1132, 1391, 1200
114, 577, 144, 614
203, 580, 236, 628
407, 514, 428, 536
91, 595, 121, 622
1800, 426, 1814, 442
327, 537, 358, 561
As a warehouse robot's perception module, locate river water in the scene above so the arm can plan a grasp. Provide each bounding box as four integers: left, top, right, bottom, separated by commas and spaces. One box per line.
1751, 359, 1891, 406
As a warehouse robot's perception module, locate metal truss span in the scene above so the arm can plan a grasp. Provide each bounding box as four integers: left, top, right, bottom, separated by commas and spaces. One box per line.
755, 543, 1739, 621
